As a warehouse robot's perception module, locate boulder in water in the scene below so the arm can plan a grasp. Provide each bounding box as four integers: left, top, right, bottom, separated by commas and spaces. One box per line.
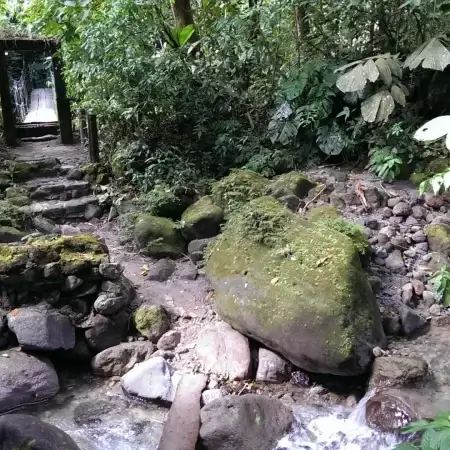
205, 196, 385, 376
199, 394, 293, 450
0, 349, 59, 413
0, 414, 80, 450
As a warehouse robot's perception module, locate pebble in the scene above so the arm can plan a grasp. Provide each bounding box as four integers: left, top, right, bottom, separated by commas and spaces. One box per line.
392, 202, 412, 216
403, 249, 416, 258
429, 304, 442, 316
381, 207, 393, 219
412, 206, 427, 219
138, 337, 146, 341
426, 213, 435, 223
416, 242, 429, 252
310, 385, 328, 396
422, 254, 432, 262
374, 257, 386, 266
405, 216, 419, 226
413, 270, 427, 281
366, 219, 379, 230
411, 231, 426, 243
410, 225, 422, 233
389, 216, 404, 225
375, 248, 388, 259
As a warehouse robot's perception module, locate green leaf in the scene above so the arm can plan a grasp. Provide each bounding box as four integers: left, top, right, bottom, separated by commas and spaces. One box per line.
178, 24, 195, 46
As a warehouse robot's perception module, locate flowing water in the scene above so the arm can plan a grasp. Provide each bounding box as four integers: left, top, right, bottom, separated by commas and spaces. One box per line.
22, 376, 401, 450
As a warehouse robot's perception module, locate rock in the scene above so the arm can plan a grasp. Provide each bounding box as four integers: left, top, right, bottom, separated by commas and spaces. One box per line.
399, 304, 427, 335
32, 216, 60, 235
188, 238, 215, 264
372, 346, 384, 358
99, 262, 123, 280
94, 293, 128, 315
401, 283, 414, 307
60, 224, 81, 236
425, 194, 444, 209
133, 214, 185, 258
73, 400, 114, 425
381, 207, 393, 219
403, 248, 416, 258
426, 224, 450, 255
426, 252, 450, 272
278, 194, 303, 211
379, 226, 395, 238
369, 356, 428, 389
205, 196, 385, 376
391, 235, 408, 250
0, 349, 59, 413
202, 389, 224, 405
199, 394, 293, 450
0, 414, 80, 450
375, 247, 388, 259
84, 312, 128, 353
196, 322, 251, 381
7, 307, 75, 351
412, 206, 427, 220
67, 168, 83, 180
0, 226, 25, 243
64, 275, 84, 291
91, 341, 155, 376
121, 356, 181, 404
147, 259, 176, 281
157, 330, 181, 351
181, 196, 224, 241
108, 206, 119, 221
382, 314, 401, 335
269, 172, 317, 200
384, 250, 406, 273
392, 202, 412, 217
85, 203, 103, 220
429, 303, 442, 315
176, 262, 198, 280
256, 348, 291, 383
411, 279, 424, 296
387, 197, 401, 208
133, 304, 170, 342
416, 242, 429, 252
411, 230, 426, 243
423, 290, 435, 306
405, 216, 418, 226
369, 275, 383, 294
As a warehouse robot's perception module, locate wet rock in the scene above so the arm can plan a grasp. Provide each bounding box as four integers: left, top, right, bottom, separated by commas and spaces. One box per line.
199, 394, 293, 450
0, 414, 80, 450
0, 350, 59, 413
188, 238, 215, 264
133, 304, 170, 342
399, 304, 427, 335
99, 262, 123, 280
91, 341, 155, 376
85, 204, 103, 220
121, 356, 181, 404
392, 202, 411, 217
256, 348, 292, 383
157, 330, 181, 351
73, 400, 114, 425
176, 262, 198, 280
84, 312, 128, 353
196, 322, 251, 381
385, 250, 406, 273
425, 194, 444, 209
369, 356, 428, 389
32, 216, 60, 235
94, 293, 128, 315
7, 307, 75, 351
290, 370, 310, 387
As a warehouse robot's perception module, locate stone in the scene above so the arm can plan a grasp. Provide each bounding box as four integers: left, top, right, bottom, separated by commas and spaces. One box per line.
7, 307, 75, 351
84, 312, 128, 353
133, 214, 185, 258
176, 262, 198, 280
385, 250, 406, 273
188, 238, 215, 264
0, 226, 26, 243
147, 259, 176, 282
401, 283, 414, 307
202, 389, 224, 405
157, 330, 181, 351
256, 348, 292, 383
392, 202, 412, 217
381, 207, 393, 219
32, 216, 60, 235
379, 226, 395, 238
416, 242, 429, 252
99, 262, 123, 280
121, 356, 181, 404
64, 275, 84, 291
399, 304, 427, 335
425, 194, 444, 209
67, 168, 83, 180
411, 279, 424, 296
0, 349, 59, 413
387, 197, 401, 208
429, 303, 442, 315
0, 414, 80, 450
60, 224, 81, 236
391, 235, 408, 250
199, 394, 293, 450
411, 231, 426, 243
412, 206, 427, 219
101, 280, 122, 295
405, 216, 418, 226
382, 314, 401, 335
369, 356, 428, 389
375, 247, 388, 259
426, 224, 450, 255
85, 203, 103, 220
91, 341, 155, 377
372, 346, 384, 357
403, 248, 416, 258
205, 196, 385, 376
181, 196, 224, 241
423, 291, 435, 306
94, 293, 128, 315
43, 262, 61, 279
196, 322, 252, 381
269, 171, 316, 200
78, 222, 97, 233
73, 400, 114, 425
374, 257, 385, 266
369, 275, 383, 294
133, 304, 170, 342
278, 194, 303, 212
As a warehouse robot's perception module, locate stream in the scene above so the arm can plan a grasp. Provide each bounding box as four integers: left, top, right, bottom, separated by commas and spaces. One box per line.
19, 374, 402, 450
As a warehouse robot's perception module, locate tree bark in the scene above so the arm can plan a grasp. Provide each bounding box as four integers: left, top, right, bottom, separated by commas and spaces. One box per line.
172, 0, 199, 44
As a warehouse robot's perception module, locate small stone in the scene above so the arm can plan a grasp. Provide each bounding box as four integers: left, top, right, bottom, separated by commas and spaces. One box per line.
377, 234, 389, 245
43, 262, 61, 279
403, 249, 416, 258
413, 270, 427, 281
429, 303, 442, 316
372, 347, 385, 358
157, 330, 181, 351
399, 304, 427, 335
405, 216, 418, 226
387, 198, 401, 208
416, 242, 429, 252
385, 250, 406, 273
309, 385, 328, 396
61, 224, 81, 236
94, 293, 128, 315
423, 291, 435, 307
410, 225, 422, 233
176, 262, 198, 281
202, 389, 224, 405
411, 280, 424, 296
138, 337, 146, 341
67, 168, 83, 180
411, 231, 426, 243
391, 236, 408, 250
392, 202, 411, 217
379, 226, 395, 238
389, 216, 404, 225
108, 206, 119, 222
401, 284, 414, 307
381, 207, 393, 219
374, 257, 386, 266
64, 275, 83, 292
382, 314, 401, 335
256, 348, 292, 383
425, 194, 444, 209
422, 254, 432, 262
101, 281, 122, 295
99, 263, 123, 280
147, 259, 176, 282
375, 248, 388, 259
426, 213, 435, 223
412, 206, 426, 219
85, 204, 103, 220
78, 222, 97, 234
369, 276, 383, 294
367, 219, 379, 230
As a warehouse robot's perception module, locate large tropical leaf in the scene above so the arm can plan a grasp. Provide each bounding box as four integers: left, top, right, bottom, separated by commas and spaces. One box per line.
316, 123, 347, 155
391, 85, 406, 106
361, 91, 395, 122
336, 64, 367, 92
375, 58, 392, 86
404, 38, 450, 71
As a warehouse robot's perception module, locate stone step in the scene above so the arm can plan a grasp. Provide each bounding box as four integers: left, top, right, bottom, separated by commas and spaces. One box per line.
24, 178, 91, 202
20, 195, 99, 220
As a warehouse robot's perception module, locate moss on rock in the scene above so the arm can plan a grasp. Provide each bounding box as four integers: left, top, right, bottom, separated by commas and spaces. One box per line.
319, 218, 369, 255
268, 171, 317, 199
0, 170, 10, 190
0, 226, 26, 243
205, 196, 385, 376
9, 158, 60, 182
409, 172, 427, 186
0, 200, 30, 230
211, 170, 269, 212
306, 205, 341, 222
181, 196, 224, 241
426, 224, 450, 256
133, 214, 185, 258
133, 304, 170, 342
5, 186, 31, 207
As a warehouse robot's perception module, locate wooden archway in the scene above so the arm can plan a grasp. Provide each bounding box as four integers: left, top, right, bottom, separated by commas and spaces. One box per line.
0, 38, 72, 146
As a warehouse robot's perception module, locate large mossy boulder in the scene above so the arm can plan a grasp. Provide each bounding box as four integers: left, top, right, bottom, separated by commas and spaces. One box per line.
133, 304, 170, 342
0, 170, 10, 190
10, 158, 61, 182
133, 214, 185, 258
211, 170, 268, 212
205, 196, 385, 376
306, 205, 341, 221
426, 224, 450, 256
268, 171, 317, 199
5, 186, 31, 207
181, 196, 224, 241
0, 200, 30, 230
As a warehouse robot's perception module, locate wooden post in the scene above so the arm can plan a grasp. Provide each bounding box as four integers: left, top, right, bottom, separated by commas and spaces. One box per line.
78, 108, 87, 148
87, 112, 100, 163
0, 45, 17, 146
51, 51, 73, 145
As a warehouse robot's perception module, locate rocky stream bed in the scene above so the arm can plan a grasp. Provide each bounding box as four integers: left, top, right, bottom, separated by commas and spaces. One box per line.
1, 139, 450, 449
